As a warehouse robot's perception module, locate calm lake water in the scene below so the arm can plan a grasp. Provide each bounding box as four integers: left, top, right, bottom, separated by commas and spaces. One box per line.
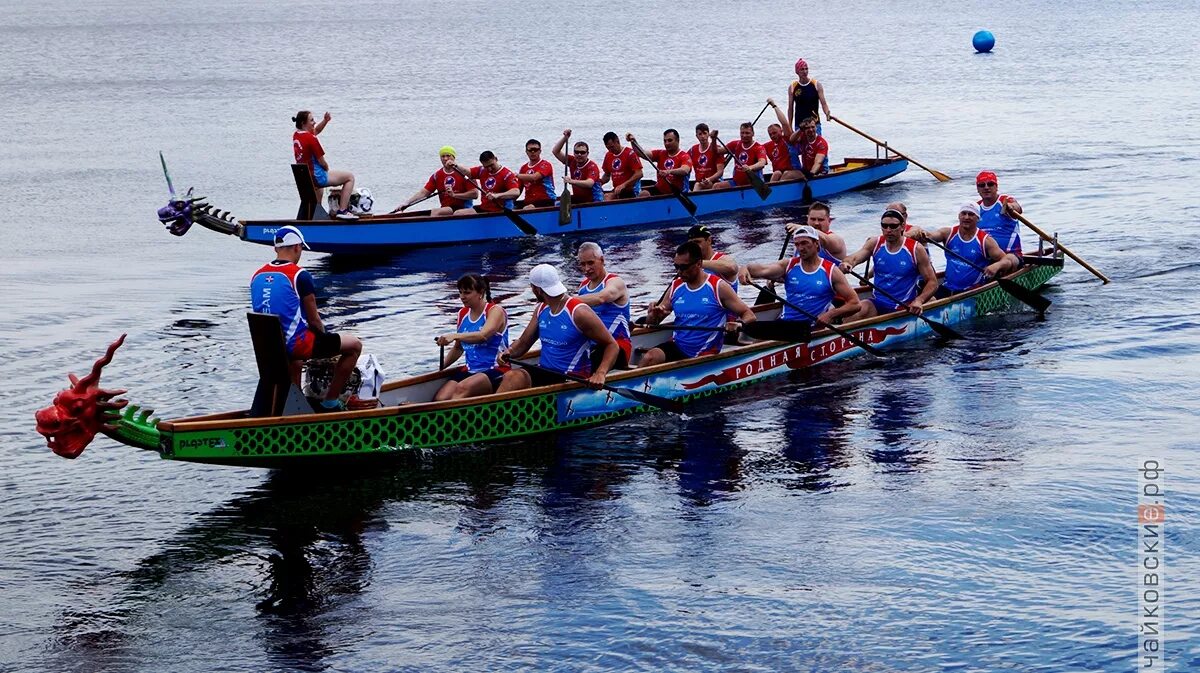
2, 0, 1198, 671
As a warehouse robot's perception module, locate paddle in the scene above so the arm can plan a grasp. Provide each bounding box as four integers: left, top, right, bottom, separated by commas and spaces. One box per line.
159, 151, 176, 198
926, 238, 1052, 313
450, 165, 538, 236
842, 268, 964, 340
1009, 210, 1111, 284
558, 155, 573, 225
712, 133, 772, 200
828, 115, 952, 182
751, 101, 771, 126
744, 279, 889, 358
437, 339, 446, 370
754, 180, 815, 305
508, 360, 684, 414
628, 138, 698, 216
391, 192, 438, 214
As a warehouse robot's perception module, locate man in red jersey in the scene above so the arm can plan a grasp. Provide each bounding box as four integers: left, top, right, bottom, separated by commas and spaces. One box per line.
626, 129, 692, 197
552, 129, 604, 203
711, 123, 768, 190
689, 123, 724, 190
600, 131, 644, 200
764, 98, 804, 182
392, 145, 480, 215
788, 116, 829, 178
451, 151, 522, 215
515, 138, 558, 209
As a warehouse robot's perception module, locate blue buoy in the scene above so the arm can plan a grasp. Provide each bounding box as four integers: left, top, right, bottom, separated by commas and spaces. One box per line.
973, 30, 995, 53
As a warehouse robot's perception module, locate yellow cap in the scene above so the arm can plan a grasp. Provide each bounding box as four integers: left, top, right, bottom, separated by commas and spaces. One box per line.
438, 145, 456, 158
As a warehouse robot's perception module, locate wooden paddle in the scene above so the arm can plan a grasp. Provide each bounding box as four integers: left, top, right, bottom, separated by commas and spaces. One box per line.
508, 360, 684, 414
755, 180, 815, 305
450, 165, 538, 236
751, 101, 771, 126
1009, 210, 1110, 284
712, 133, 772, 200
558, 150, 573, 225
843, 268, 965, 340
391, 192, 438, 214
828, 116, 952, 182
628, 138, 698, 216
925, 238, 1052, 313
744, 279, 889, 358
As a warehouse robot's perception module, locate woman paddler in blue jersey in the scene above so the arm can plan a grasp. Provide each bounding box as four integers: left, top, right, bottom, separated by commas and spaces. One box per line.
434, 274, 511, 401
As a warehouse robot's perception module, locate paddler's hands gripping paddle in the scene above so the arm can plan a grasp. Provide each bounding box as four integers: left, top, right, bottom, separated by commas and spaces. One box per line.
711, 131, 772, 201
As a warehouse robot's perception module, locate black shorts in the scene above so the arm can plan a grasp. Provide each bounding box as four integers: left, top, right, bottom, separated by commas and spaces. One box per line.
526, 365, 569, 388
449, 367, 506, 392
311, 329, 342, 359
653, 341, 691, 363
590, 346, 629, 372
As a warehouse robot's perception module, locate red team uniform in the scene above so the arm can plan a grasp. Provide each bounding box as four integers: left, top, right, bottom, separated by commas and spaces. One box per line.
689, 142, 721, 184
469, 165, 521, 212
796, 135, 829, 174
648, 149, 692, 192
722, 139, 767, 186
764, 138, 794, 172
424, 168, 475, 209
518, 159, 557, 205
292, 131, 326, 184
602, 147, 643, 195
567, 156, 604, 203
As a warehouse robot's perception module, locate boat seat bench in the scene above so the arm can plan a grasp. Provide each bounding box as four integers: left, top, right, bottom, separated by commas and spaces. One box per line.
291, 163, 330, 221
246, 312, 314, 417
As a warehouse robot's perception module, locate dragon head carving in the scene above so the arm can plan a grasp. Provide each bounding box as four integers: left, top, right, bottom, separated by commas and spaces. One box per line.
35, 335, 129, 458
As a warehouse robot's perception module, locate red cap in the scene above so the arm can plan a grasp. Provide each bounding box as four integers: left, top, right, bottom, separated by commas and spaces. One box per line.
976, 170, 998, 185
794, 58, 808, 74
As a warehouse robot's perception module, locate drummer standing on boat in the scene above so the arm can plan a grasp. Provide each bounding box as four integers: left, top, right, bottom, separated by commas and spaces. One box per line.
496, 264, 619, 391
553, 130, 604, 204
689, 123, 725, 191
515, 138, 557, 209
392, 146, 479, 215
627, 130, 692, 197
639, 242, 756, 367
575, 242, 632, 369
975, 170, 1024, 268
451, 151, 521, 215
787, 59, 831, 135
250, 225, 363, 410
839, 209, 940, 318
740, 225, 859, 326
920, 204, 1016, 297
600, 132, 645, 200
292, 110, 358, 220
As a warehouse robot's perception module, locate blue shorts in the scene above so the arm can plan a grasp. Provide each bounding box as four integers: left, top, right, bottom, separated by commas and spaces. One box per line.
870, 294, 903, 314
312, 163, 329, 187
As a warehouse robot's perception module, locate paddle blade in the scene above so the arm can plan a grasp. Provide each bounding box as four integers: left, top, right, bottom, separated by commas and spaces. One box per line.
998, 277, 1052, 312
503, 207, 538, 236
558, 190, 572, 225
613, 386, 684, 414
743, 320, 811, 342
749, 172, 772, 200
801, 180, 813, 204
932, 169, 953, 182
924, 317, 964, 340
677, 187, 698, 215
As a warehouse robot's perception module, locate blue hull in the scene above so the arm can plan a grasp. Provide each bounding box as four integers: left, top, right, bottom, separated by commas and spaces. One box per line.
239, 157, 907, 254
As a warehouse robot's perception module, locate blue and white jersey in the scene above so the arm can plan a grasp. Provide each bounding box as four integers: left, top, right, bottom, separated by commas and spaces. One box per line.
870, 236, 922, 312
250, 260, 313, 354
977, 196, 1022, 255
457, 302, 509, 372
943, 226, 992, 293
578, 273, 631, 347
781, 257, 837, 321
536, 298, 593, 376
667, 273, 728, 358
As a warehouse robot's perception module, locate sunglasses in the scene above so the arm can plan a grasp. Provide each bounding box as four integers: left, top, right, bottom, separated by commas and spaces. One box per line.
977, 181, 996, 188
673, 261, 698, 271
526, 147, 541, 153
880, 221, 904, 229
573, 149, 588, 155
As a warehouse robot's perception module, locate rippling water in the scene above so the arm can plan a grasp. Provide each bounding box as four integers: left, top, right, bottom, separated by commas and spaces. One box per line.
3, 0, 1199, 670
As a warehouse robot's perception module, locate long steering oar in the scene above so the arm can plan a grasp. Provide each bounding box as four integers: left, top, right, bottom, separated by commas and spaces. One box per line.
755, 181, 815, 305
508, 360, 683, 414
842, 268, 964, 340
629, 138, 697, 216
926, 239, 1052, 313
712, 134, 772, 200
1009, 210, 1111, 284
744, 279, 889, 358
450, 165, 538, 236
828, 116, 952, 182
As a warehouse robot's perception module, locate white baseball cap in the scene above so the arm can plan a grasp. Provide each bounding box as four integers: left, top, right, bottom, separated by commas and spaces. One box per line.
958, 203, 981, 217
273, 225, 310, 249
529, 263, 567, 296
791, 225, 820, 241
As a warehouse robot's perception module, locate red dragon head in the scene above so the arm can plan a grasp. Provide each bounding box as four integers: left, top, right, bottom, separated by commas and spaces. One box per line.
35, 335, 129, 459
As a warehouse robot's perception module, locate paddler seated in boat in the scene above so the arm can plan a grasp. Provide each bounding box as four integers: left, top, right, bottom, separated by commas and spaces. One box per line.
626, 130, 692, 197
918, 203, 1017, 298
689, 123, 725, 191
600, 131, 645, 200
391, 145, 479, 216
686, 225, 739, 288
884, 201, 930, 255
434, 274, 511, 400
764, 98, 803, 182
739, 225, 859, 326
292, 110, 359, 220
787, 115, 829, 179
552, 130, 604, 204
839, 209, 940, 318
451, 151, 522, 215
575, 242, 632, 369
975, 170, 1025, 268
250, 225, 363, 411
638, 242, 756, 367
710, 123, 768, 190
785, 201, 845, 263
515, 138, 557, 210
495, 264, 620, 391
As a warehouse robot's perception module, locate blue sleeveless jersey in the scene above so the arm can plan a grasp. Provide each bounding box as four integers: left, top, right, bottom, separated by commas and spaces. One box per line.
870, 236, 921, 312
250, 261, 310, 354
578, 274, 630, 346
537, 298, 593, 376
668, 274, 728, 357
781, 257, 837, 321
977, 197, 1022, 254
457, 302, 509, 372
944, 226, 992, 293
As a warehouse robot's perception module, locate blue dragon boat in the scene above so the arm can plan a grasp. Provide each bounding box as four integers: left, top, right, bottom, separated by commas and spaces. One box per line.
169, 156, 906, 255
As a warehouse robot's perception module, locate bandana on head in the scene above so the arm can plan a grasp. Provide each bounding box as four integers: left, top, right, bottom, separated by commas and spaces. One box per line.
794, 58, 808, 74
976, 170, 998, 185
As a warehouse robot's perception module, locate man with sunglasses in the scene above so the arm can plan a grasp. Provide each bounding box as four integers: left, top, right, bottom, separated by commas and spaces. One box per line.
975, 170, 1024, 266
552, 129, 604, 203
515, 138, 557, 209
839, 209, 939, 318
638, 242, 756, 367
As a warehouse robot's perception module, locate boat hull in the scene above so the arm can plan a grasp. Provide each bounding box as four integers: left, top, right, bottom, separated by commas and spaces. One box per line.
131, 257, 1060, 468
237, 158, 907, 254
